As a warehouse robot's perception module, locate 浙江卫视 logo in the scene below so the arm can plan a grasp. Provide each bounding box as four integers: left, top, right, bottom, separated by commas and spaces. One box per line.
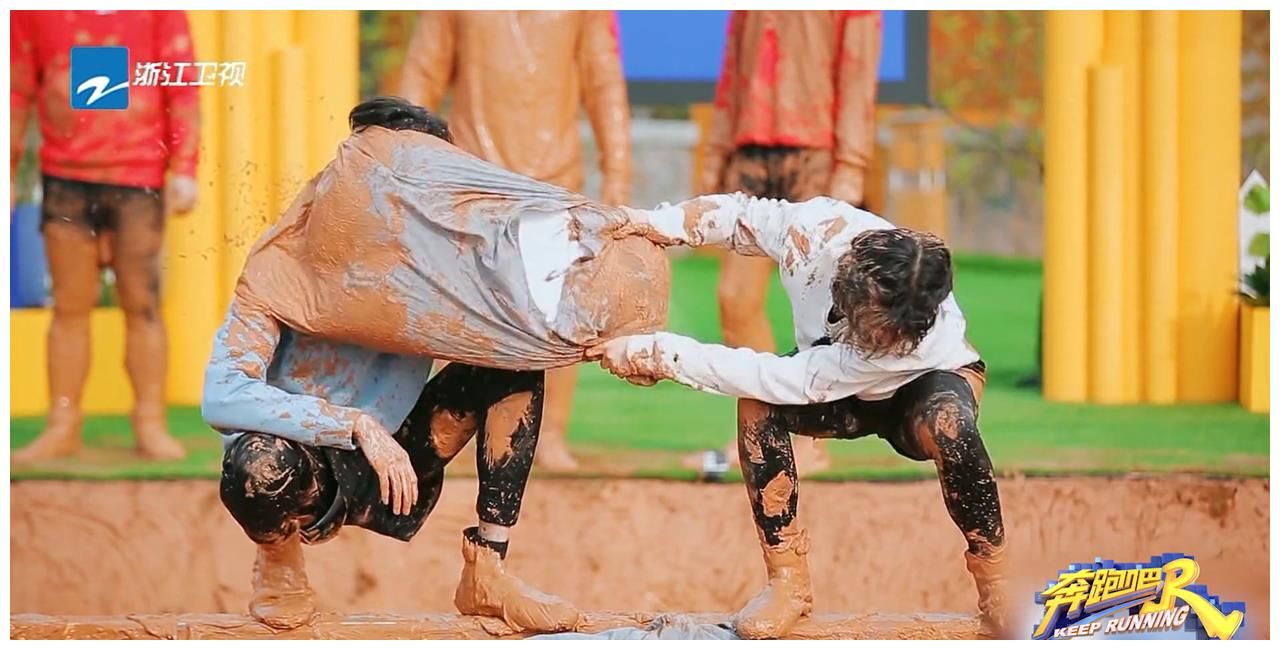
70, 46, 130, 110
1034, 554, 1245, 640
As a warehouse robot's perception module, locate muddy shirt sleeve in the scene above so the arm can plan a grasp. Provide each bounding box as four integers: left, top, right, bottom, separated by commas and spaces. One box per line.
620, 331, 905, 405
202, 296, 362, 449
636, 193, 859, 265
399, 10, 455, 110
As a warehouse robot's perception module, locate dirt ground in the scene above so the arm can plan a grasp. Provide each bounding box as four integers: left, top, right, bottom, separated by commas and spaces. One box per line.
8, 476, 1271, 639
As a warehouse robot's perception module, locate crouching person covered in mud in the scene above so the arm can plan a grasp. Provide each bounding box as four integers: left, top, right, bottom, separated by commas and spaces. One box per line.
203, 97, 670, 632
590, 194, 1008, 639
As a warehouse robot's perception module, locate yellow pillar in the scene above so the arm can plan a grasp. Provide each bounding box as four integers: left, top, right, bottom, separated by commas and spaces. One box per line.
1175, 11, 1241, 402
219, 11, 258, 305
163, 10, 225, 405
1140, 11, 1180, 404
1087, 66, 1126, 403
271, 46, 308, 215
1043, 11, 1103, 402
299, 11, 360, 175
1101, 11, 1142, 402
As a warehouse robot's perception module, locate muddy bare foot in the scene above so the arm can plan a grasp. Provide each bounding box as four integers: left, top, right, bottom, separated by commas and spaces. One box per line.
131, 407, 187, 460
14, 408, 83, 463
454, 527, 580, 633
734, 528, 814, 639
966, 547, 1011, 639
250, 536, 316, 630
534, 432, 579, 473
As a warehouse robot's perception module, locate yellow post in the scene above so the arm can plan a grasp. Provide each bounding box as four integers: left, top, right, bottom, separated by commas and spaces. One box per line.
299, 11, 360, 175
162, 10, 225, 405
1087, 66, 1126, 403
271, 46, 308, 215
1043, 11, 1103, 402
1140, 11, 1179, 403
1176, 11, 1241, 402
1101, 11, 1142, 402
219, 11, 258, 305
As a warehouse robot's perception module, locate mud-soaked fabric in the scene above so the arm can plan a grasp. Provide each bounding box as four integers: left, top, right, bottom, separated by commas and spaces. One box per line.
724, 145, 833, 203
233, 125, 651, 371
740, 361, 1003, 554
40, 175, 163, 236
220, 363, 543, 544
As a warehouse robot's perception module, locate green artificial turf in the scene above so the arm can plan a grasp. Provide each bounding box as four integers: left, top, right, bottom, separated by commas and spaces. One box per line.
10, 253, 1269, 480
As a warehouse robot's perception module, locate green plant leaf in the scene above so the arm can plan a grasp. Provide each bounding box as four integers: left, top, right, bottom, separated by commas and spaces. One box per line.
1241, 255, 1270, 306
1248, 233, 1270, 257
1244, 184, 1269, 215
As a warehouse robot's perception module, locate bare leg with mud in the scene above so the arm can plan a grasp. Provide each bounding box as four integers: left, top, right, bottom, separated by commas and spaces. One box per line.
732, 398, 813, 639
15, 196, 99, 462
535, 366, 579, 472
108, 186, 185, 459
455, 371, 581, 633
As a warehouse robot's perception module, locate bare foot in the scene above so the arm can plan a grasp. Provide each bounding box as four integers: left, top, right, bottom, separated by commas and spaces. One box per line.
14, 408, 83, 462
734, 527, 814, 639
250, 536, 316, 630
534, 430, 579, 473
132, 407, 187, 460
454, 527, 580, 633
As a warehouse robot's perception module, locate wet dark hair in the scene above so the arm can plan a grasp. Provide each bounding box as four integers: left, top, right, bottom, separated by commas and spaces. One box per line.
830, 228, 953, 358
348, 96, 452, 143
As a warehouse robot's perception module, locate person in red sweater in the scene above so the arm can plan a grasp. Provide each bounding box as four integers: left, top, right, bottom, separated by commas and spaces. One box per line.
11, 10, 200, 461
692, 10, 882, 476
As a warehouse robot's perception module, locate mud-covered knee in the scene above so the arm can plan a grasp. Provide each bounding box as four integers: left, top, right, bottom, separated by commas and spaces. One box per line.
913, 392, 979, 461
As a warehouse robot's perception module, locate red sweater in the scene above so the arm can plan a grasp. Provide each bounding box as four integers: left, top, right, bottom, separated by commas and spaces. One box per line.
10, 10, 200, 189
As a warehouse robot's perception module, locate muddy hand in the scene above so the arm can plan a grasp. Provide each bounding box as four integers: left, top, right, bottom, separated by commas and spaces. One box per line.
165, 174, 198, 215
587, 337, 661, 387
353, 413, 418, 515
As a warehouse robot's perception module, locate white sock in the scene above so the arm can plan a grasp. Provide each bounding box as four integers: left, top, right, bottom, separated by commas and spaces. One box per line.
478, 521, 510, 543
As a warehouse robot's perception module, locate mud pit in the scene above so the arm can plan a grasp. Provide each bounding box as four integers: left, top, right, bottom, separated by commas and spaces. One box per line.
9, 476, 1270, 639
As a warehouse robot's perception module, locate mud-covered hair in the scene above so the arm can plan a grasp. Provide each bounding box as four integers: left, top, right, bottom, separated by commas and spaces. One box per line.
830, 228, 953, 358
348, 96, 452, 142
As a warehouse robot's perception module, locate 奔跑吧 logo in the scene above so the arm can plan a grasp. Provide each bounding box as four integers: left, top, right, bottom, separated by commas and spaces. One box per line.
1033, 553, 1245, 640
70, 46, 130, 110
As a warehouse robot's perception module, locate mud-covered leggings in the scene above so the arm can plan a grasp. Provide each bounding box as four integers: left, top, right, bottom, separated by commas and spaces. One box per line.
738, 363, 1004, 558
220, 363, 543, 545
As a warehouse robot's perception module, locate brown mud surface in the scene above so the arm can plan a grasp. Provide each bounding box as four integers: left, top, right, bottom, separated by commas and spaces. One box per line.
9, 476, 1270, 639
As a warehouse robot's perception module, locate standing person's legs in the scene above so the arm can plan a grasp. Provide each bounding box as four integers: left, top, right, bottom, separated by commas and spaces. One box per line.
100, 183, 186, 459
534, 365, 579, 471
717, 147, 779, 353
713, 148, 834, 476
15, 177, 102, 462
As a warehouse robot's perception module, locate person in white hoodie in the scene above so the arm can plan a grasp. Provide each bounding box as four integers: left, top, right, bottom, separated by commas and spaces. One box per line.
592, 193, 1008, 639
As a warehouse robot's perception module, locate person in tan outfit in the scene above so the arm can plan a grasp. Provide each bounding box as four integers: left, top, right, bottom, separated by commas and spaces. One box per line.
400, 10, 632, 472
692, 10, 882, 476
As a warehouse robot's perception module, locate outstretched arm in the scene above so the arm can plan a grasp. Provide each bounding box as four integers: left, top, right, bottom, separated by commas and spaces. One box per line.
623, 192, 865, 269
589, 332, 908, 405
